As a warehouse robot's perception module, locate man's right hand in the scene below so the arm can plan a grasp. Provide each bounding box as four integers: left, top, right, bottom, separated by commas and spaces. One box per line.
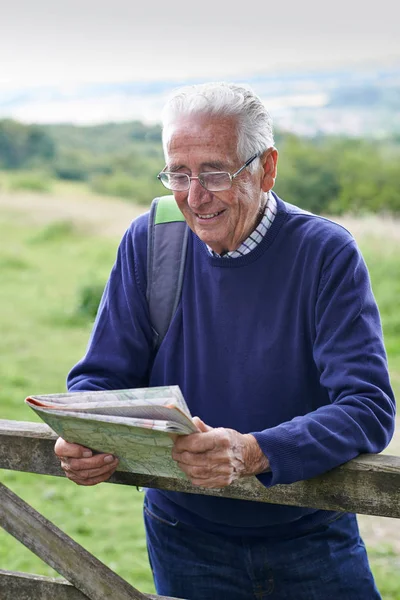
54, 438, 119, 486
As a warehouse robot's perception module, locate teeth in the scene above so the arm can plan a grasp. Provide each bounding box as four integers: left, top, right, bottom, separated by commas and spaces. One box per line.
197, 212, 221, 219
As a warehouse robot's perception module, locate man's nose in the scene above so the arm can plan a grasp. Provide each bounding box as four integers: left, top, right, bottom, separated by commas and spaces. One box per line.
187, 178, 212, 208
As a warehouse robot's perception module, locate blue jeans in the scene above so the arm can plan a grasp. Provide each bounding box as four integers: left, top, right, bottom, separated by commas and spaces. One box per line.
144, 497, 381, 600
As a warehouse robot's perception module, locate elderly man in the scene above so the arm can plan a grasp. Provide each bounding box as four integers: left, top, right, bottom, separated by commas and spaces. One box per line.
55, 82, 395, 599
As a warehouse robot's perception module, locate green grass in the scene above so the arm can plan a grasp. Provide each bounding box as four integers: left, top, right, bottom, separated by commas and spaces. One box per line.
369, 545, 400, 599
0, 216, 115, 418
0, 205, 399, 597
356, 236, 400, 447
0, 209, 156, 592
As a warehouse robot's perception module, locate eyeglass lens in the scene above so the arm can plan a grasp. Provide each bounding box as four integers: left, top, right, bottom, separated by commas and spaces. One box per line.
199, 172, 231, 191
159, 172, 232, 192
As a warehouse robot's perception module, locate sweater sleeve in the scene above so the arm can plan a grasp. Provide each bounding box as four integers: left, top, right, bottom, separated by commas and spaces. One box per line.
252, 240, 396, 487
67, 220, 154, 392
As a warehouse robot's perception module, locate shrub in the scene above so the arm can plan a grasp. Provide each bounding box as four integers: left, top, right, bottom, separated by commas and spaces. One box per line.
30, 220, 77, 244
0, 119, 55, 168
91, 172, 161, 205
8, 171, 52, 193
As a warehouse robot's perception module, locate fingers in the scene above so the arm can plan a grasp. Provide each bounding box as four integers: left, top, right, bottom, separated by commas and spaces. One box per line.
173, 427, 227, 455
62, 457, 119, 486
174, 457, 237, 486
192, 416, 213, 433
54, 437, 119, 486
64, 469, 118, 486
172, 427, 249, 488
176, 461, 236, 488
172, 448, 228, 467
60, 453, 116, 472
172, 417, 213, 454
54, 437, 93, 459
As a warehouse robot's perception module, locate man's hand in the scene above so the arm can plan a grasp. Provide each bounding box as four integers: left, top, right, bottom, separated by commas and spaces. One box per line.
54, 438, 119, 486
171, 417, 270, 488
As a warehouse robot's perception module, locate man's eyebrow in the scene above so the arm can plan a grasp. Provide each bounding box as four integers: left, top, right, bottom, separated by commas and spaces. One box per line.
167, 161, 229, 172
167, 164, 187, 173
200, 161, 228, 171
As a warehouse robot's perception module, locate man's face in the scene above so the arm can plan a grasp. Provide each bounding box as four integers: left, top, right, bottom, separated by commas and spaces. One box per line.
165, 114, 276, 254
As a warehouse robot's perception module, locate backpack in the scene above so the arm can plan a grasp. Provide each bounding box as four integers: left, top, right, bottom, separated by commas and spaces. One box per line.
146, 196, 188, 351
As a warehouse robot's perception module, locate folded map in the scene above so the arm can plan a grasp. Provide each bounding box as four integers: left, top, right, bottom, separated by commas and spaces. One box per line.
25, 386, 198, 478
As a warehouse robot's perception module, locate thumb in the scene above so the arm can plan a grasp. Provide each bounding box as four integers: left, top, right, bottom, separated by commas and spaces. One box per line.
192, 416, 213, 433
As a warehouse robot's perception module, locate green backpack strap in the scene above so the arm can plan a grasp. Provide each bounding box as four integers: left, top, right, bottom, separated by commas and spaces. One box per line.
147, 196, 188, 351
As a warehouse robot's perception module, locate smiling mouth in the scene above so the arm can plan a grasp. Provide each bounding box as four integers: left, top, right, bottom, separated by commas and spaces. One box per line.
196, 210, 224, 220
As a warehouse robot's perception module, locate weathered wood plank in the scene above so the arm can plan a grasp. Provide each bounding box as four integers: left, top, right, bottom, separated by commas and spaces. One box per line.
111, 457, 400, 519
0, 571, 182, 600
1, 420, 400, 518
0, 570, 88, 600
0, 482, 147, 600
0, 420, 63, 476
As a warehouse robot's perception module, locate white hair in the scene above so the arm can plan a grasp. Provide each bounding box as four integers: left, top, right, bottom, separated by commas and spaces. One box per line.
161, 82, 275, 172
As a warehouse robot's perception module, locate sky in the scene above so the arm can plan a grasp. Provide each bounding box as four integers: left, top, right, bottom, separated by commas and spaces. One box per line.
1, 0, 399, 90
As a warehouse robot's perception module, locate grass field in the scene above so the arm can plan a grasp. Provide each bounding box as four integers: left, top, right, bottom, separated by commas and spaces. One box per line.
0, 188, 399, 597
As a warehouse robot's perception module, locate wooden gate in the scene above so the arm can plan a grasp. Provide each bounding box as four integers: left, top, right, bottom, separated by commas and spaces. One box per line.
1, 420, 400, 599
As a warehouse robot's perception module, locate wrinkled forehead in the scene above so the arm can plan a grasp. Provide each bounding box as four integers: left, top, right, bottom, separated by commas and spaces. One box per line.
163, 114, 239, 162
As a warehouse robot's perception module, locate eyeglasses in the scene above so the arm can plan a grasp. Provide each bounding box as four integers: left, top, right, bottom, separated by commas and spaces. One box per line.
157, 153, 259, 192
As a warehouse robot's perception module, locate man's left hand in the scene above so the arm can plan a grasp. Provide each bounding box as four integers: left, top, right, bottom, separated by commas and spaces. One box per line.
171, 417, 270, 488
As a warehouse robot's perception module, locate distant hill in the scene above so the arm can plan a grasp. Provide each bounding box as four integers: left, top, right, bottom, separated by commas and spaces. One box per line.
1, 62, 399, 137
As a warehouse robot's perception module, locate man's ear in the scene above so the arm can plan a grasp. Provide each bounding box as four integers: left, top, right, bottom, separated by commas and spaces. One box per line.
261, 148, 278, 192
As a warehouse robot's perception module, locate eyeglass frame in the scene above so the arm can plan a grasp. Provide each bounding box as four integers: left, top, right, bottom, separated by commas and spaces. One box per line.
157, 153, 261, 192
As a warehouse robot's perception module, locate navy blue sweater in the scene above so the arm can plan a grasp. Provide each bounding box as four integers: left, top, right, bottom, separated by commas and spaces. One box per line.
68, 195, 395, 537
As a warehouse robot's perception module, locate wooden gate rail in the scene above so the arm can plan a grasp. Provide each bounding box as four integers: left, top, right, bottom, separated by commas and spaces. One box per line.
0, 570, 177, 600
1, 419, 400, 600
0, 570, 91, 600
1, 420, 400, 518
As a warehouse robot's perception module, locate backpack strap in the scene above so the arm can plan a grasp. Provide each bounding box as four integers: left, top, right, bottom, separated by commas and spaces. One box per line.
147, 196, 188, 351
